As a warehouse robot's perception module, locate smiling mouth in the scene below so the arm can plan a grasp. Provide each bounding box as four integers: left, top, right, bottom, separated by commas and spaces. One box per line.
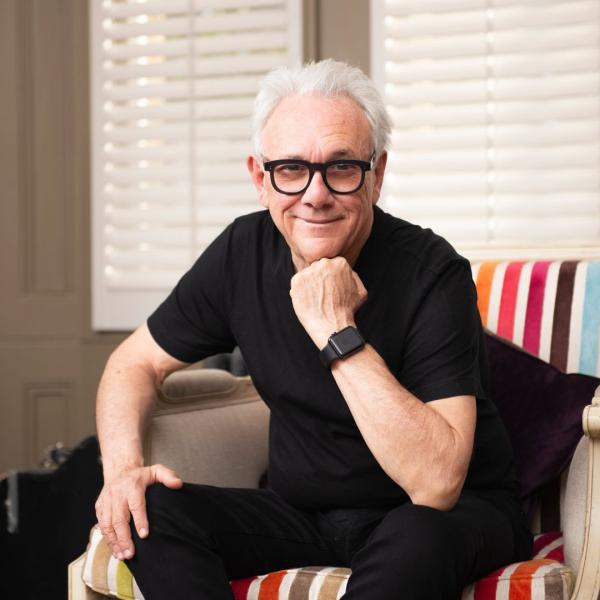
298, 216, 342, 225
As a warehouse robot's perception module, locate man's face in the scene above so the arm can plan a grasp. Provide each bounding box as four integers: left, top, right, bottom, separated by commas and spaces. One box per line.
247, 94, 387, 270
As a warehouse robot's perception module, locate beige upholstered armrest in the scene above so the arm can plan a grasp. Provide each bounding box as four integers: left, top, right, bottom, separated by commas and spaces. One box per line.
568, 385, 600, 599
143, 369, 270, 489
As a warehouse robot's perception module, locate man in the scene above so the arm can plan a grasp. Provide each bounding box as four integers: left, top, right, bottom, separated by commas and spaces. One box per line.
95, 60, 532, 599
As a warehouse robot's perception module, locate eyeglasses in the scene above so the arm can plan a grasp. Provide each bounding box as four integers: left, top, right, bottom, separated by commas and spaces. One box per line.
263, 153, 375, 195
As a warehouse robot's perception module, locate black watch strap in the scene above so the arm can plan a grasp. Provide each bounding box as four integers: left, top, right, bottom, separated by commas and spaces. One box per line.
319, 326, 365, 368
319, 342, 340, 367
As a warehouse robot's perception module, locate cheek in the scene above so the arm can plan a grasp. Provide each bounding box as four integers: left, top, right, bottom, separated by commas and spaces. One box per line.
268, 202, 294, 235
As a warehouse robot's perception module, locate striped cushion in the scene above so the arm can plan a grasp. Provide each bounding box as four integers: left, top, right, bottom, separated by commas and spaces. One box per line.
82, 527, 574, 600
472, 261, 600, 377
460, 532, 574, 600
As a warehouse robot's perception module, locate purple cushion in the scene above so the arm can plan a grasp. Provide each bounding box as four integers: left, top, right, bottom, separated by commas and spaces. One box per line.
484, 330, 599, 507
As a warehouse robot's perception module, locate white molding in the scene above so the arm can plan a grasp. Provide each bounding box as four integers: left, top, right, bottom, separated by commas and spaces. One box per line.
460, 245, 600, 262
90, 0, 105, 331
370, 0, 385, 90
288, 0, 303, 67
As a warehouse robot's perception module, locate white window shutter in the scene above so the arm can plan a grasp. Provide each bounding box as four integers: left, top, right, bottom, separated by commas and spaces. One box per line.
371, 0, 600, 257
91, 0, 303, 330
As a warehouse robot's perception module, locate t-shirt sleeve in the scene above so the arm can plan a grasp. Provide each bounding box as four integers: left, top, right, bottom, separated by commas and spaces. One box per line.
146, 225, 236, 363
399, 259, 487, 402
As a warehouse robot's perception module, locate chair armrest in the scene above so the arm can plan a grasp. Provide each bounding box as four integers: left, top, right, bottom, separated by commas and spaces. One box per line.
569, 385, 600, 599
143, 369, 270, 489
68, 554, 106, 599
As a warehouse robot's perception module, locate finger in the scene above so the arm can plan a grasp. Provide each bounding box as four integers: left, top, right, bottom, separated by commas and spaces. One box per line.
97, 496, 120, 556
151, 464, 184, 489
111, 499, 134, 559
128, 490, 149, 540
95, 499, 102, 522
351, 272, 368, 296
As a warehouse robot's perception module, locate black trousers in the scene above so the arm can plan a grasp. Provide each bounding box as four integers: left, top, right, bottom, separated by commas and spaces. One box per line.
126, 483, 532, 600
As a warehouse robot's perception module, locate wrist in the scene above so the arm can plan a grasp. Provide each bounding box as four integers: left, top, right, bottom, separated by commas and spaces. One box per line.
319, 325, 365, 368
101, 457, 144, 481
309, 319, 356, 349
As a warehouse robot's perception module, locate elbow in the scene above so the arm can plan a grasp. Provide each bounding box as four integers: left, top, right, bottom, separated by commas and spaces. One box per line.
408, 478, 465, 512
410, 493, 459, 512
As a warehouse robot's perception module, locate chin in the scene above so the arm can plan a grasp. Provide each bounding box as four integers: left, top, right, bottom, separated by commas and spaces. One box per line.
299, 244, 342, 264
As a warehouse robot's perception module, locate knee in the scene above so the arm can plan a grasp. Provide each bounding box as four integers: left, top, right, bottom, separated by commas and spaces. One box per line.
144, 482, 182, 518
128, 483, 183, 539
371, 504, 463, 559
348, 505, 465, 598
141, 483, 224, 541
145, 481, 177, 505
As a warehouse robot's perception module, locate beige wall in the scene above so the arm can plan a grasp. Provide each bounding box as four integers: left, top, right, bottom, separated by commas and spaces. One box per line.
306, 0, 370, 74
0, 0, 370, 473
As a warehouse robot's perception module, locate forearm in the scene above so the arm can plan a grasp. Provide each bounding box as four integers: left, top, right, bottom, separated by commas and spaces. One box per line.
331, 344, 473, 510
290, 257, 474, 510
96, 351, 160, 479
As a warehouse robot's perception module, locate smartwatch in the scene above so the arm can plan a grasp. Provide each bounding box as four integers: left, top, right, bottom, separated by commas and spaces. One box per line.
319, 326, 365, 368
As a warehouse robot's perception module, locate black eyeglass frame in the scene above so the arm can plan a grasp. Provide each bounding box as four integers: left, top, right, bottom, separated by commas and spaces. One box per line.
262, 153, 375, 196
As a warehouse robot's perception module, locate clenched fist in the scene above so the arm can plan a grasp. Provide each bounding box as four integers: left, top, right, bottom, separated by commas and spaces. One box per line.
290, 257, 367, 348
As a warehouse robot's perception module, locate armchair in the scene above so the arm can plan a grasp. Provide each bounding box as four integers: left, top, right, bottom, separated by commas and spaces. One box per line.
69, 260, 600, 600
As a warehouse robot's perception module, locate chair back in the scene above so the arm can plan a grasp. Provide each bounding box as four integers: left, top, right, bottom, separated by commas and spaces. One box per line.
472, 260, 600, 377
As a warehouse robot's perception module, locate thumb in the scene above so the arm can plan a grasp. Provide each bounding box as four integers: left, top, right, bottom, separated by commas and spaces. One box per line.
150, 464, 184, 489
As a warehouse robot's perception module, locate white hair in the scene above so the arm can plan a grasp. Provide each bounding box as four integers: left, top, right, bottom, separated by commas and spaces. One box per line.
251, 59, 391, 159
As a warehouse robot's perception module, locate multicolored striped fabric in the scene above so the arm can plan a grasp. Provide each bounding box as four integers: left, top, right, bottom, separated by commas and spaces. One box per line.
472, 261, 600, 377
231, 566, 350, 600
82, 527, 574, 600
83, 527, 144, 600
460, 532, 573, 600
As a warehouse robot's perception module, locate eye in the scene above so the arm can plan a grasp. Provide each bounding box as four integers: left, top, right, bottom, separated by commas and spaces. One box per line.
280, 163, 303, 172
274, 163, 307, 177
329, 163, 359, 174
333, 163, 352, 171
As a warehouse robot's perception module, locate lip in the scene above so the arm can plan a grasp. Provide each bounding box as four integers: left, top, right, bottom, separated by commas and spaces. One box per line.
297, 216, 342, 225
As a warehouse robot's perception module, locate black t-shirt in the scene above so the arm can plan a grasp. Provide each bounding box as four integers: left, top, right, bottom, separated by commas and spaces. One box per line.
148, 207, 518, 509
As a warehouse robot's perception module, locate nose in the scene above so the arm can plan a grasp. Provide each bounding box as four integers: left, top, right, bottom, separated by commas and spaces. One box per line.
301, 169, 333, 208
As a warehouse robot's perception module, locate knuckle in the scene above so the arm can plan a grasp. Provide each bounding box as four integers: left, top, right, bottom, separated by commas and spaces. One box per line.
129, 498, 145, 512
112, 517, 128, 528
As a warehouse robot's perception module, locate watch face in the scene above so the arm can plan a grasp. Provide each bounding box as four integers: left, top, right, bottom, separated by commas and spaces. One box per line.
330, 326, 364, 356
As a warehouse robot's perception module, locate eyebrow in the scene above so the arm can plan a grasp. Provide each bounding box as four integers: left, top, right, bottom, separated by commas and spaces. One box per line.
328, 149, 355, 160
277, 149, 359, 161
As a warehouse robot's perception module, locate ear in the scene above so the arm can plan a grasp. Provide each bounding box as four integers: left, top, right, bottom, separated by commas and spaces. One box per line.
371, 151, 388, 205
247, 155, 269, 208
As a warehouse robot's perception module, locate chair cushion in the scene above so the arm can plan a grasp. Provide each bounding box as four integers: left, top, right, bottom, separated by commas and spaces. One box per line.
82, 527, 574, 600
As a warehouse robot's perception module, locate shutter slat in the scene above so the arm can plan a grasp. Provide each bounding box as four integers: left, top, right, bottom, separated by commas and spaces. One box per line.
104, 74, 263, 102
104, 119, 251, 142
105, 10, 286, 39
103, 0, 285, 19
386, 48, 600, 82
384, 24, 599, 61
105, 97, 254, 120
103, 31, 287, 60
391, 144, 600, 171
386, 72, 598, 106
107, 53, 287, 80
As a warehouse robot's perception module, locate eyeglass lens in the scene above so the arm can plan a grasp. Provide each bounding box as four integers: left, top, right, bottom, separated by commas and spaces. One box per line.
273, 163, 364, 194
